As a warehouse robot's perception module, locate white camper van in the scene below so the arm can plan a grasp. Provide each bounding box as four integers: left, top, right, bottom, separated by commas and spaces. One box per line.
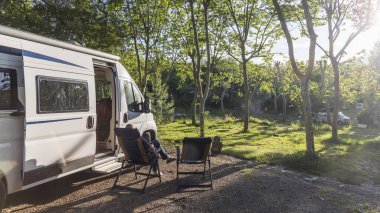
0, 25, 157, 208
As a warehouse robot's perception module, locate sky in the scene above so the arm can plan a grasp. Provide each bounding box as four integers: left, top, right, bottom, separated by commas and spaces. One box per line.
273, 7, 380, 62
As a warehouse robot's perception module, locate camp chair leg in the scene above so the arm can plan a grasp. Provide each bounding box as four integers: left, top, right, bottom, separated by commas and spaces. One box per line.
208, 159, 213, 190
143, 166, 153, 193
134, 165, 137, 179
202, 162, 206, 179
176, 161, 179, 191
112, 160, 125, 190
157, 161, 162, 183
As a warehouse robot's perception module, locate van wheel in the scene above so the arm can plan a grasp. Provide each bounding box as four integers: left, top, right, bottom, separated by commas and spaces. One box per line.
0, 180, 6, 211
338, 121, 343, 125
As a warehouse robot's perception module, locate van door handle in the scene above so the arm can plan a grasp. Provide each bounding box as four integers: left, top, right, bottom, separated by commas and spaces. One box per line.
87, 116, 95, 129
123, 113, 128, 123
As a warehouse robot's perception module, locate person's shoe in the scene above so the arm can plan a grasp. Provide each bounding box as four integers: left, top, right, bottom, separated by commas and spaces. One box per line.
153, 170, 163, 176
166, 156, 176, 163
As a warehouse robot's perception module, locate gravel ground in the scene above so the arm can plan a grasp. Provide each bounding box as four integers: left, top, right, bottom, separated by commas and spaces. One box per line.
3, 149, 380, 213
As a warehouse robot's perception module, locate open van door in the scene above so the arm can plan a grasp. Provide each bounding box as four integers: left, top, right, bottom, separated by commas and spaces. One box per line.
116, 63, 146, 131
22, 44, 97, 186
0, 37, 25, 195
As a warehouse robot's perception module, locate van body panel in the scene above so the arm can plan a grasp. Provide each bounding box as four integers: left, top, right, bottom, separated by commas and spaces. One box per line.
22, 56, 97, 185
22, 40, 94, 74
116, 63, 157, 137
0, 34, 21, 52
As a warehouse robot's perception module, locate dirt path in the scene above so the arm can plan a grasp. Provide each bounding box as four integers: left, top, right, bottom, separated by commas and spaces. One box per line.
3, 152, 380, 213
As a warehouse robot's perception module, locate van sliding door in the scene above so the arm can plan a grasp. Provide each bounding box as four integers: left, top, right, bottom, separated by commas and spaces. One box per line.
22, 45, 96, 186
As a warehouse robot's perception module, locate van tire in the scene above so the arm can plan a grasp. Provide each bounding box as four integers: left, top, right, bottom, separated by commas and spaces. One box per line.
338, 121, 343, 125
0, 179, 6, 211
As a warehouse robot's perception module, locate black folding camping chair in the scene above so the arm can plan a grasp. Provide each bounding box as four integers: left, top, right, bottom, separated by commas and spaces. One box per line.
176, 137, 213, 190
112, 128, 161, 193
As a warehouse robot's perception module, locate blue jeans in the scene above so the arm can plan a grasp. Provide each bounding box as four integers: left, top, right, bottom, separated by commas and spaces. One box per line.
151, 139, 170, 160
148, 154, 159, 172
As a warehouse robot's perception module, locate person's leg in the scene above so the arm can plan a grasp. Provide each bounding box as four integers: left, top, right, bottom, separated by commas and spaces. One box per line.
151, 139, 170, 160
150, 154, 158, 172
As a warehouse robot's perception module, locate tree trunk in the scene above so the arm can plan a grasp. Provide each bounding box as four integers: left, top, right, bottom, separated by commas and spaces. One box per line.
191, 89, 198, 125
274, 94, 278, 112
331, 59, 340, 142
326, 75, 332, 123
327, 97, 331, 123
242, 60, 249, 132
200, 98, 206, 137
143, 33, 150, 95
301, 79, 316, 157
132, 35, 142, 89
199, 0, 212, 137
273, 0, 316, 157
282, 94, 287, 117
189, 0, 204, 136
221, 86, 227, 114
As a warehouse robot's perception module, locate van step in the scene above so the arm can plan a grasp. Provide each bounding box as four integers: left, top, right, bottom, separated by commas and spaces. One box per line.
95, 151, 114, 160
92, 162, 122, 174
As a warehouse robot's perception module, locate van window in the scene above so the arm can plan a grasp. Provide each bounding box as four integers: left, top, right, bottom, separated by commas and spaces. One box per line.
0, 68, 17, 110
124, 82, 144, 112
37, 76, 89, 113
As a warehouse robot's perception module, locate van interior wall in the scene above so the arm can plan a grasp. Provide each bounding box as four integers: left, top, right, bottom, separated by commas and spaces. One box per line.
95, 67, 115, 154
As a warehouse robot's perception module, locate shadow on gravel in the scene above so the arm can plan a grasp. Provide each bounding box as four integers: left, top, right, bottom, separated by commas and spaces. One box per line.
5, 159, 252, 212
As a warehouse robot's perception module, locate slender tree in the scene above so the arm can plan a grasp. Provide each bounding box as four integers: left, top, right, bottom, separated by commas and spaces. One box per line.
273, 0, 317, 157
188, 0, 212, 136
124, 0, 170, 94
225, 0, 279, 132
315, 0, 376, 142
317, 60, 332, 122
273, 61, 287, 116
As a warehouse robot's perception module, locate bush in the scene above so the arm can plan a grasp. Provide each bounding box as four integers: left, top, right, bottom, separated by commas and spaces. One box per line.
357, 108, 380, 128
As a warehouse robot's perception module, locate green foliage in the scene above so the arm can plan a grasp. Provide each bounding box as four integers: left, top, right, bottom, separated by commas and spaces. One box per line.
2, 1, 380, 154
146, 69, 175, 124
0, 1, 126, 52
96, 81, 112, 100
357, 107, 380, 128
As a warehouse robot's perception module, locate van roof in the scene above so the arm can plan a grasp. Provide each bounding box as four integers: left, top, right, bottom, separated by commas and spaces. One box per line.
0, 25, 120, 61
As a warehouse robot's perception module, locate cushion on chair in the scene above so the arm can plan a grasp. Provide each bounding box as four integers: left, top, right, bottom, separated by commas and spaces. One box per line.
181, 137, 212, 162
115, 128, 149, 163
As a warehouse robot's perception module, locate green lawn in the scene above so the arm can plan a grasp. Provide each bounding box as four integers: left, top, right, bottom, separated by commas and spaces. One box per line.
158, 116, 380, 185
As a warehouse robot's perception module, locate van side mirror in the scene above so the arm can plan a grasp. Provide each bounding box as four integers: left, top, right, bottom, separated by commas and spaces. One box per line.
144, 98, 151, 113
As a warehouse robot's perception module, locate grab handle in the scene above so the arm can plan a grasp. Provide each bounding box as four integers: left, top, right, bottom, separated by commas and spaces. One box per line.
123, 113, 128, 123
87, 116, 95, 129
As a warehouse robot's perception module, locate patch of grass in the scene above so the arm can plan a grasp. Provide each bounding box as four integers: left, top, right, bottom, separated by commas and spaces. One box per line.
240, 168, 255, 176
224, 114, 237, 123
289, 121, 304, 131
159, 117, 380, 185
250, 117, 272, 126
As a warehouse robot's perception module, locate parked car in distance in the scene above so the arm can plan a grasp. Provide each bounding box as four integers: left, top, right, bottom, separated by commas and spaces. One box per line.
316, 111, 350, 125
